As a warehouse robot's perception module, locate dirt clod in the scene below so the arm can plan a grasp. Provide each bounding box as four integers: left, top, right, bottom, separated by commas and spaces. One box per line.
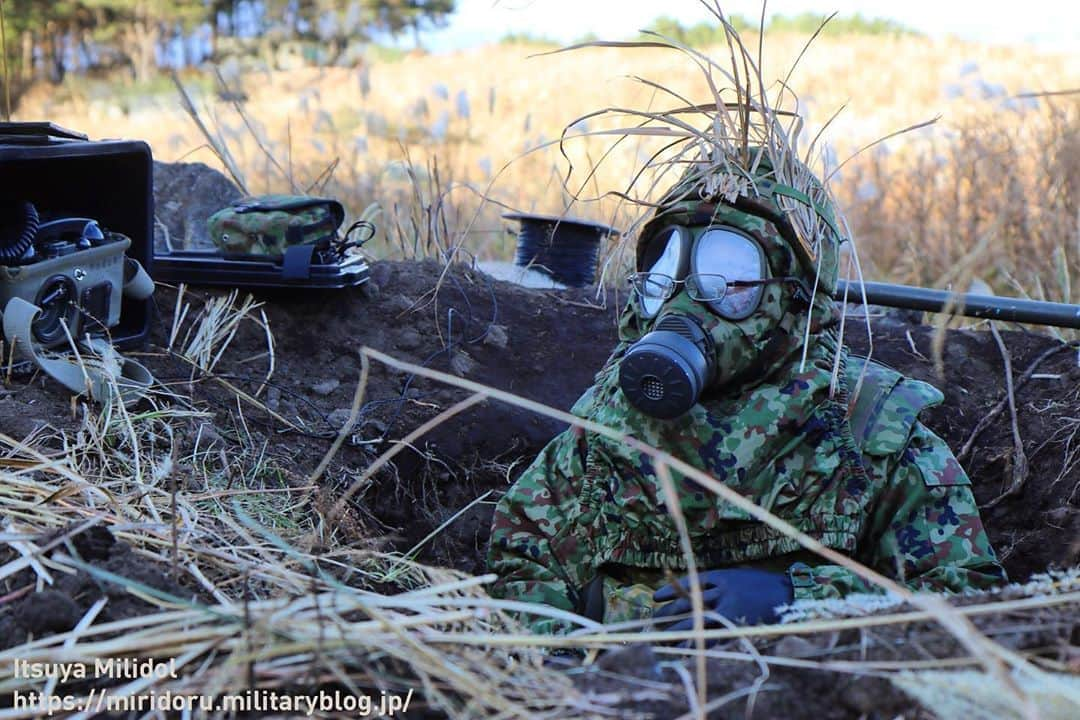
1, 525, 194, 649
483, 324, 510, 349
13, 590, 81, 634
312, 379, 341, 395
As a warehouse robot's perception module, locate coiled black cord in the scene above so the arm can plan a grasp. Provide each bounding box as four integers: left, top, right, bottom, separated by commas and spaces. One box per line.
0, 201, 39, 264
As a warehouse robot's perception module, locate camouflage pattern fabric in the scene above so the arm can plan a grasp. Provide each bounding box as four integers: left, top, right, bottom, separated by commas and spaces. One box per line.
487, 336, 1006, 633
486, 194, 1006, 633
207, 195, 344, 256
621, 203, 833, 388
647, 152, 843, 295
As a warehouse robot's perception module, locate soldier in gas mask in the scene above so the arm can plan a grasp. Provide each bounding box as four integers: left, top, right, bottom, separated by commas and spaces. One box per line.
486, 154, 1006, 633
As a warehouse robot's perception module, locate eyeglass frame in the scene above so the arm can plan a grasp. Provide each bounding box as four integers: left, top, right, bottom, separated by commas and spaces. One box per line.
631, 224, 813, 320
626, 271, 810, 316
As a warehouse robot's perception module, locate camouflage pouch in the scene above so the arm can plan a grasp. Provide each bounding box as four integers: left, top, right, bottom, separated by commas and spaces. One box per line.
208, 194, 346, 258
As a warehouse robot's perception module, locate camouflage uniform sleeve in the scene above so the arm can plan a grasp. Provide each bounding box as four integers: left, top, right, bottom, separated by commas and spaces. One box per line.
486, 426, 596, 634
791, 422, 1007, 601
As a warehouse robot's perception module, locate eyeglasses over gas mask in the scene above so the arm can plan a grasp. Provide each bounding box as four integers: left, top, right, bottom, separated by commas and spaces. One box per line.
628, 225, 809, 321
617, 223, 811, 420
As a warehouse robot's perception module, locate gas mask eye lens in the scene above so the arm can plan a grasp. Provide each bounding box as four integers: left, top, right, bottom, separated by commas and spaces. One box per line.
628, 272, 676, 313
629, 272, 674, 297
630, 272, 673, 319
691, 227, 767, 320
636, 227, 688, 318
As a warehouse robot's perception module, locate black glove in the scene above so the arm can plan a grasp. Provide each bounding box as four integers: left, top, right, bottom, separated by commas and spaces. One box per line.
652, 568, 793, 630
577, 575, 606, 622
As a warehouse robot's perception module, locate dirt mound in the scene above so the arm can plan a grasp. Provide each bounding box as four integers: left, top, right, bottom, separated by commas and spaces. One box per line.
0, 525, 188, 649
4, 259, 1078, 579
2, 258, 1078, 716
843, 321, 1080, 580
161, 258, 1080, 581
136, 259, 619, 574
570, 578, 1079, 718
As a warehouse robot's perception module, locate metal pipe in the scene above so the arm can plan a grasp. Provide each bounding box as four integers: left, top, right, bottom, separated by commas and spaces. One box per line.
833, 280, 1080, 330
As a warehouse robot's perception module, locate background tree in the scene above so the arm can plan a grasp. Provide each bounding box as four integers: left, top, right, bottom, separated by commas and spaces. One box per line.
372, 0, 454, 49
1, 1, 87, 83
0, 0, 458, 110
81, 1, 207, 81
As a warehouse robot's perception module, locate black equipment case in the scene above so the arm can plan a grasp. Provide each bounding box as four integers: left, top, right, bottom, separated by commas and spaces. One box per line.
0, 122, 153, 348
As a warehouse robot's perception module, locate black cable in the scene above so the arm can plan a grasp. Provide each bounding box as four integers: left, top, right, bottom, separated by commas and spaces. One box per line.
320, 220, 376, 264
146, 261, 501, 447
161, 371, 336, 430
342, 220, 376, 248
0, 201, 39, 264
372, 264, 500, 441
452, 247, 501, 344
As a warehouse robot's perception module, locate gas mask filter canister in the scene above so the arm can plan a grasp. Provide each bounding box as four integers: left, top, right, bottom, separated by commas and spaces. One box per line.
619, 313, 717, 419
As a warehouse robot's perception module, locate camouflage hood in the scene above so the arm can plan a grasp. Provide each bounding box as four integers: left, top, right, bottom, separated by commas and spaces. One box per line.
570, 326, 866, 570
587, 161, 860, 563
620, 198, 840, 397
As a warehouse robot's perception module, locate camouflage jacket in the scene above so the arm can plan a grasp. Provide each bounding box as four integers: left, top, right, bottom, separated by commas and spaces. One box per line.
486, 331, 1006, 633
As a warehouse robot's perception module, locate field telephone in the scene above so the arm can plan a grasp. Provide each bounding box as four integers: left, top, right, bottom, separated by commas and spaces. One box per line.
0, 199, 155, 404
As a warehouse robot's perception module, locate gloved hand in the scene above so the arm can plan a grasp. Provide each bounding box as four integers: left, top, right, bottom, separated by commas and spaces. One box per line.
652, 568, 793, 630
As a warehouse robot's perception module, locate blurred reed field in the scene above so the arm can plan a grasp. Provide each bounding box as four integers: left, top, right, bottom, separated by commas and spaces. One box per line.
15, 31, 1079, 294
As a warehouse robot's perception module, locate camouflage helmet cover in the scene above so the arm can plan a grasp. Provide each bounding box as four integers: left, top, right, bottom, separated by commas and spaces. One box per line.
636, 153, 844, 296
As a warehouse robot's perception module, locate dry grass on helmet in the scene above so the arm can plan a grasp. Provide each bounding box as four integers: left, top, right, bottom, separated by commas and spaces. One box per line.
547, 4, 857, 283
543, 2, 938, 385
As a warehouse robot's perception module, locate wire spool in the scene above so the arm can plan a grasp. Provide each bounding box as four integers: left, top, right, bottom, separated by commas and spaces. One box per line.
504, 212, 619, 288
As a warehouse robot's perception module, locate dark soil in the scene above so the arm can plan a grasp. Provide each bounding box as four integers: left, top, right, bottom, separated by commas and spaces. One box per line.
568, 571, 1078, 719
2, 258, 1078, 717
0, 525, 190, 649
143, 259, 1079, 582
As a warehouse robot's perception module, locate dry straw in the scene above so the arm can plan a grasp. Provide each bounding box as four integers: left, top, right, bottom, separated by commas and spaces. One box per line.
0, 301, 1076, 719
2, 8, 1078, 720
535, 2, 916, 394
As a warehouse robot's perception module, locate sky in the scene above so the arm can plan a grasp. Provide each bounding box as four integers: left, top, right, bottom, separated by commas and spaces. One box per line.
424, 0, 1079, 51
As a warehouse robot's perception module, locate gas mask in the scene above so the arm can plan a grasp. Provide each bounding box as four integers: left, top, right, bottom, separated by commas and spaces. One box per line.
618, 220, 811, 419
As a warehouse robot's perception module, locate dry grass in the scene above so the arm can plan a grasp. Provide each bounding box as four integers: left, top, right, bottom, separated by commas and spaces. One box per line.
0, 296, 600, 719
0, 291, 1076, 719
2, 339, 1077, 718
13, 32, 1079, 295
3, 20, 1079, 720
838, 100, 1080, 299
